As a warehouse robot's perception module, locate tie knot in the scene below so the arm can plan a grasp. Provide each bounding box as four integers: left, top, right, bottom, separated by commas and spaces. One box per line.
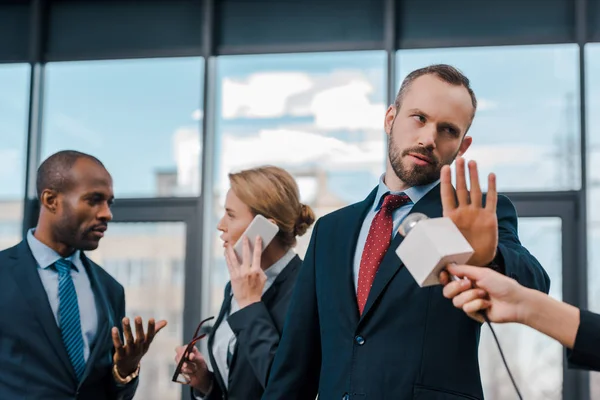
54, 258, 73, 276
381, 193, 410, 212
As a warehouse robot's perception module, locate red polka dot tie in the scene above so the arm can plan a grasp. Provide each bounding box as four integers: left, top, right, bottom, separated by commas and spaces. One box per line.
357, 193, 410, 314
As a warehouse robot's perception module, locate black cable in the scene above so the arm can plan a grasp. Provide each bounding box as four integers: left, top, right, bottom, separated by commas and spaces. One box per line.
481, 312, 524, 400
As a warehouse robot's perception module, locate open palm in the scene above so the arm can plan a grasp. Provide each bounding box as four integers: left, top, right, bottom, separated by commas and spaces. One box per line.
441, 157, 498, 267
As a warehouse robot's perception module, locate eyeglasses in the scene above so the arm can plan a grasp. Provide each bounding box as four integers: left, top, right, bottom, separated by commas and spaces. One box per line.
172, 316, 215, 384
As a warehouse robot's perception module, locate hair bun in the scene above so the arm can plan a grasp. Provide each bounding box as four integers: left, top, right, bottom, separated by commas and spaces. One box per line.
294, 204, 316, 236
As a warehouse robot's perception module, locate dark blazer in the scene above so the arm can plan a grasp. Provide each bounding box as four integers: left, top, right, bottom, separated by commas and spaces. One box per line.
568, 309, 600, 372
262, 185, 551, 400
197, 255, 302, 400
0, 240, 138, 400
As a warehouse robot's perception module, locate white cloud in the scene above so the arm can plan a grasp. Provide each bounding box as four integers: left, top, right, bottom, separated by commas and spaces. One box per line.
310, 80, 386, 131
222, 72, 314, 119
220, 69, 385, 132
477, 98, 498, 111
218, 128, 384, 201
191, 109, 203, 121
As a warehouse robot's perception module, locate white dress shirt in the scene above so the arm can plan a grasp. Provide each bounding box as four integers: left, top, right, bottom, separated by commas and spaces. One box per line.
208, 249, 296, 394
26, 229, 98, 362
352, 175, 439, 291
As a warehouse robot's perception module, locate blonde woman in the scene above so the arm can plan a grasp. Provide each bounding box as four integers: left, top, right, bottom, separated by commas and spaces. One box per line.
175, 166, 315, 400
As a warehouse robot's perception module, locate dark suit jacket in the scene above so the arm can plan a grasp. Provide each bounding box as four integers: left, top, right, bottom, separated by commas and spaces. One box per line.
0, 240, 138, 400
262, 185, 550, 400
567, 309, 600, 372
197, 255, 302, 400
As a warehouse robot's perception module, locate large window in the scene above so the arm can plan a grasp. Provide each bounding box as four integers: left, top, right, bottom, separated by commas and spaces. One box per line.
42, 57, 203, 198
207, 50, 387, 316
479, 217, 563, 399
397, 44, 580, 192
585, 43, 600, 399
87, 222, 187, 400
0, 64, 29, 249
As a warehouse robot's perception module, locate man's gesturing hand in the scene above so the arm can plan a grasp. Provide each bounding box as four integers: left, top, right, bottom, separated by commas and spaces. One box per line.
112, 316, 167, 377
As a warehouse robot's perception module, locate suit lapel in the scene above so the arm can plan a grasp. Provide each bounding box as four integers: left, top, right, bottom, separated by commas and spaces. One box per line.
79, 254, 111, 385
9, 241, 77, 383
208, 283, 232, 392
359, 183, 443, 322
228, 255, 302, 371
337, 187, 379, 324
261, 255, 301, 306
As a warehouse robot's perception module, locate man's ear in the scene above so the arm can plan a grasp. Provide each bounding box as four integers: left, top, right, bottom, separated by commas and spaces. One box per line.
384, 105, 397, 136
457, 136, 472, 157
40, 189, 59, 213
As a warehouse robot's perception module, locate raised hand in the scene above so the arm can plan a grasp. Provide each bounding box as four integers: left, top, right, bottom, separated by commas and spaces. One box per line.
225, 236, 267, 309
112, 316, 167, 376
441, 157, 498, 266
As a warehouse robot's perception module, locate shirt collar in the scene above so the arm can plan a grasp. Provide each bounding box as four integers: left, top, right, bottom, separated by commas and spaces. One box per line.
373, 173, 439, 212
262, 248, 296, 294
26, 228, 81, 272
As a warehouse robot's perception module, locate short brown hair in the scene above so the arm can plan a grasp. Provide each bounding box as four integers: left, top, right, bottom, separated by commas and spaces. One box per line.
395, 64, 477, 119
228, 165, 316, 248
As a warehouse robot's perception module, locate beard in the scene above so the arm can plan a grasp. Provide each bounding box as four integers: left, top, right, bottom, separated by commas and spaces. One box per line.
388, 128, 459, 188
53, 200, 102, 251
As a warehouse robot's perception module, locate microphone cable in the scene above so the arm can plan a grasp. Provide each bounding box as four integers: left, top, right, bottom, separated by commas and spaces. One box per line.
450, 272, 523, 399
481, 311, 524, 400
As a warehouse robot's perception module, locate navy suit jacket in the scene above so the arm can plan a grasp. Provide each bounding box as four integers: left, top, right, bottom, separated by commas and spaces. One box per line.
262, 184, 550, 400
0, 240, 138, 400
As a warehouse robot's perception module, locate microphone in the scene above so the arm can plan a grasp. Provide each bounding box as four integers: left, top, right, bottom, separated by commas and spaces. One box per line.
395, 213, 474, 287
397, 213, 523, 400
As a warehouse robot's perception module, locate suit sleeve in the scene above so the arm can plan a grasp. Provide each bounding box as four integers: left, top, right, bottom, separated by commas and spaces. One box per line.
190, 373, 223, 400
492, 195, 551, 294
227, 301, 281, 388
261, 219, 322, 400
567, 309, 600, 372
110, 285, 139, 400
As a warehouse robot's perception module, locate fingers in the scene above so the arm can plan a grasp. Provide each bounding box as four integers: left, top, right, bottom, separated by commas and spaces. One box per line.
174, 345, 187, 363
440, 165, 457, 215
439, 270, 450, 285
447, 264, 486, 282
442, 277, 473, 299
252, 236, 263, 270
111, 327, 125, 359
122, 318, 135, 349
485, 173, 497, 213
148, 318, 156, 339
455, 157, 469, 206
452, 288, 488, 309
463, 298, 491, 315
468, 160, 482, 207
242, 236, 251, 270
225, 244, 240, 277
134, 316, 145, 347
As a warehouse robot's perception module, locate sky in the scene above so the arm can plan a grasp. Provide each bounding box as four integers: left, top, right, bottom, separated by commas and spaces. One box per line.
1, 43, 599, 397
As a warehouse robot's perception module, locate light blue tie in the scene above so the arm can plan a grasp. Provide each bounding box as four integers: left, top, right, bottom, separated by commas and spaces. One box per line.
55, 258, 86, 381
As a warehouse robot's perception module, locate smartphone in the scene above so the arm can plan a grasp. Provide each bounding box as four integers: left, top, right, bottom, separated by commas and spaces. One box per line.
233, 214, 280, 262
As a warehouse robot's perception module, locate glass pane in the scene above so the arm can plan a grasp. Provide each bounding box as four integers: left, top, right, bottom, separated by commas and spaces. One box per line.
478, 217, 562, 399
42, 57, 203, 198
87, 222, 186, 400
585, 42, 600, 397
207, 50, 387, 316
0, 64, 29, 249
397, 44, 580, 192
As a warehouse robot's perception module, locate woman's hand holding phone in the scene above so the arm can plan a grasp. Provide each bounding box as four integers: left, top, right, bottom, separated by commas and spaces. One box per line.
225, 236, 267, 309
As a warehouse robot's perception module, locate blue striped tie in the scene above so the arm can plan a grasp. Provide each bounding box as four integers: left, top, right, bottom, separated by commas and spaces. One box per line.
55, 258, 86, 381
